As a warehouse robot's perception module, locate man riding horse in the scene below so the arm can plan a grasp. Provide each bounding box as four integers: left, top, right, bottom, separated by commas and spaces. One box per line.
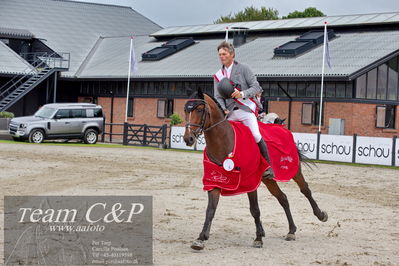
213, 41, 273, 177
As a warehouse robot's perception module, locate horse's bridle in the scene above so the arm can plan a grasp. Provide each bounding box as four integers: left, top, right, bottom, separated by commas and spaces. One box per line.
184, 99, 227, 139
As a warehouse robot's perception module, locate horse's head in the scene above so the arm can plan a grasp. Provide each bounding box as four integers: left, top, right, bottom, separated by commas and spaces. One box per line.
183, 89, 224, 146
183, 89, 207, 146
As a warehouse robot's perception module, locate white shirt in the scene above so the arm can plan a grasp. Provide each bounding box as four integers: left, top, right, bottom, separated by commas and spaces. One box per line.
223, 62, 246, 98
223, 62, 234, 78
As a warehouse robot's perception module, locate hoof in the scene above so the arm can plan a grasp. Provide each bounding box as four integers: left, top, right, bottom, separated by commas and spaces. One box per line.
252, 240, 263, 248
191, 239, 205, 250
285, 233, 296, 241
321, 211, 328, 222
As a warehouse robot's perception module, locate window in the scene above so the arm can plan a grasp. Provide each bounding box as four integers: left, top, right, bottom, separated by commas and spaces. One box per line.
127, 97, 134, 117
346, 82, 353, 98
94, 108, 103, 118
301, 102, 324, 125
326, 82, 335, 97
377, 64, 388, 100
306, 83, 316, 97
270, 82, 278, 96
366, 68, 377, 99
297, 82, 306, 97
376, 105, 396, 129
157, 99, 174, 118
301, 103, 313, 125
387, 57, 398, 101
288, 82, 297, 97
336, 82, 346, 98
55, 109, 70, 119
356, 74, 366, 98
71, 109, 85, 118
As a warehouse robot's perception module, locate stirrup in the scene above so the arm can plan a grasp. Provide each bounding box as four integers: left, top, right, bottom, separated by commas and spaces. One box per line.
262, 167, 274, 179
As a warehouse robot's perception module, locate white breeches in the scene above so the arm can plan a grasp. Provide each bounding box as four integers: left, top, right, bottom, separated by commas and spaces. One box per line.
228, 109, 262, 143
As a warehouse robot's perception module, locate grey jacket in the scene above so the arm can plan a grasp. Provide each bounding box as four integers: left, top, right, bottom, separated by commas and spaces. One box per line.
214, 61, 263, 112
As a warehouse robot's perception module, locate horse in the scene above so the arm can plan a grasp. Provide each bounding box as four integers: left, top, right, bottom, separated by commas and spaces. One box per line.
183, 90, 328, 250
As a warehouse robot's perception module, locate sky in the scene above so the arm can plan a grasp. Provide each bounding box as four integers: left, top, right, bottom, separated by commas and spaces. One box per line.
74, 0, 399, 27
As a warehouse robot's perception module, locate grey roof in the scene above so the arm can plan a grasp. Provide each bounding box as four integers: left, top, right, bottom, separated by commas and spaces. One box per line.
0, 27, 34, 39
0, 0, 162, 76
77, 31, 399, 80
151, 12, 399, 38
0, 41, 34, 75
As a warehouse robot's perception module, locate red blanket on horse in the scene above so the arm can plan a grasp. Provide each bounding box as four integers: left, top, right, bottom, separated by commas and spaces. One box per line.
203, 121, 299, 196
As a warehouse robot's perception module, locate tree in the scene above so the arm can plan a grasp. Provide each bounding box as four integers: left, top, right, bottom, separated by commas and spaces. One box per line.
214, 6, 279, 24
283, 7, 325, 19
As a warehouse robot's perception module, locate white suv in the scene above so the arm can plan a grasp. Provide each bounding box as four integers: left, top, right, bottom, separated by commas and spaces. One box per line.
9, 103, 104, 144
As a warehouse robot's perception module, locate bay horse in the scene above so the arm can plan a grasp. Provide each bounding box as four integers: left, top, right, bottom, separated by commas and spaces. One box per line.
183, 90, 328, 250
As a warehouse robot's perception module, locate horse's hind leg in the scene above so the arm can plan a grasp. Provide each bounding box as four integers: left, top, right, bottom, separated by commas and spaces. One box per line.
263, 178, 297, 241
191, 188, 221, 250
293, 167, 328, 222
247, 190, 265, 248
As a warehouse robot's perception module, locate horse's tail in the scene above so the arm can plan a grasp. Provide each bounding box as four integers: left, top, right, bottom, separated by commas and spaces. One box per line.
297, 148, 316, 170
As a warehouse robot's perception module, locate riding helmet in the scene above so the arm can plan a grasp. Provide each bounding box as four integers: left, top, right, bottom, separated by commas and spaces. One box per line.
217, 78, 235, 99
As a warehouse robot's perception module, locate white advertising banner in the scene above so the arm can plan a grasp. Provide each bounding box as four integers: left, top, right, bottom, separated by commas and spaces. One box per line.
196, 134, 206, 151
292, 133, 317, 159
319, 134, 353, 162
396, 138, 399, 167
170, 127, 194, 150
355, 136, 392, 166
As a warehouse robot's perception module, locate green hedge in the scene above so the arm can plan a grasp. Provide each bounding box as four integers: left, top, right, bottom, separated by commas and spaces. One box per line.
169, 113, 183, 126
0, 111, 14, 118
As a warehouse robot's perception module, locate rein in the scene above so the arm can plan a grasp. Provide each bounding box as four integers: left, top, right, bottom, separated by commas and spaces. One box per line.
184, 99, 227, 139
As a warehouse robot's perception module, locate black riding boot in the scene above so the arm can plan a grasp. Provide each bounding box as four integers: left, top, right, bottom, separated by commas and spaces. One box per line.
257, 138, 274, 179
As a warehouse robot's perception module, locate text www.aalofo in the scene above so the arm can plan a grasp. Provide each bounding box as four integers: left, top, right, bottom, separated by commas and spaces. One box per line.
48, 224, 105, 232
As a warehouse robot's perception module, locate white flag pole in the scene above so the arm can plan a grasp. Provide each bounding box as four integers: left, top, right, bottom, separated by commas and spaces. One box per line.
125, 37, 133, 123
318, 22, 327, 133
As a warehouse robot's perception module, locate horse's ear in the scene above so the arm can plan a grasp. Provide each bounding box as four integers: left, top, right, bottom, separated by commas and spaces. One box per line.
197, 88, 204, 100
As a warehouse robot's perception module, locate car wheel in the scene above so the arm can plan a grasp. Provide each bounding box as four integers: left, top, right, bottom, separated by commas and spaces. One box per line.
28, 129, 45, 143
83, 129, 98, 144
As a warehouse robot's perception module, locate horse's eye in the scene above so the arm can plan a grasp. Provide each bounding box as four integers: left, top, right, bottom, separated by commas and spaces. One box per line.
197, 109, 203, 113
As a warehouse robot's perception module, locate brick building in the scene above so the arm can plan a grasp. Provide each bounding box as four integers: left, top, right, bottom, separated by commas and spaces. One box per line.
0, 0, 398, 137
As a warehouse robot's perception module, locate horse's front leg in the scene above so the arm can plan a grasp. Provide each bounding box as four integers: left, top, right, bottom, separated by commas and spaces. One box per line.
247, 190, 265, 248
191, 188, 221, 250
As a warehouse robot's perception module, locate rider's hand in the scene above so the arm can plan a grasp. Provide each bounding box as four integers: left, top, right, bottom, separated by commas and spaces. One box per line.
231, 89, 242, 99
224, 109, 230, 115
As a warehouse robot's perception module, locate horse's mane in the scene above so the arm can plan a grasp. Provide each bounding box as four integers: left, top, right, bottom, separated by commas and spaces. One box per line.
203, 93, 224, 114
187, 88, 224, 114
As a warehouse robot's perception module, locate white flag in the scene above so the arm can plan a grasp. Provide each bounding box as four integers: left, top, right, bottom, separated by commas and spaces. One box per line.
324, 28, 332, 69
225, 27, 228, 42
130, 37, 138, 73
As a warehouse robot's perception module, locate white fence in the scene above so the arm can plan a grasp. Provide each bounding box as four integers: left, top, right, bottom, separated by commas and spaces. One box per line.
170, 126, 399, 167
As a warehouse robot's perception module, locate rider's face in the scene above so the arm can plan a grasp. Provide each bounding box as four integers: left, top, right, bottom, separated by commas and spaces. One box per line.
218, 48, 234, 67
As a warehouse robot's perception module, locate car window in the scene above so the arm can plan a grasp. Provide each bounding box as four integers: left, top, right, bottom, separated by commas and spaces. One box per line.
87, 108, 103, 118
71, 109, 86, 118
55, 109, 70, 119
35, 107, 56, 118
94, 108, 103, 118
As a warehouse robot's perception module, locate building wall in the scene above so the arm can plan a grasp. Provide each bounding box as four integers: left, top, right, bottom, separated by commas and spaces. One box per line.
78, 96, 187, 135
81, 96, 398, 138
269, 100, 399, 137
